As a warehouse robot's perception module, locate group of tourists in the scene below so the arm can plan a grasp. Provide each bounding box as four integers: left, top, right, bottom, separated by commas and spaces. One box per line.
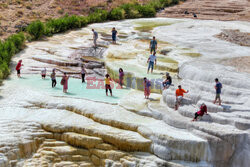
15, 26, 223, 122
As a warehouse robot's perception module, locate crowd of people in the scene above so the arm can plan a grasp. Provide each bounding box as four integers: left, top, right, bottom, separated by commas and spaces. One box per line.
15, 27, 223, 122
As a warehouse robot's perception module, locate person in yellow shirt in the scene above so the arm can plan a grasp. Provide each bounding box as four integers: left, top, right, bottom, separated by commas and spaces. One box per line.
105, 74, 112, 96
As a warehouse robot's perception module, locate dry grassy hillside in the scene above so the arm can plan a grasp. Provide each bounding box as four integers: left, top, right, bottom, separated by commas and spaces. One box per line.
0, 0, 150, 39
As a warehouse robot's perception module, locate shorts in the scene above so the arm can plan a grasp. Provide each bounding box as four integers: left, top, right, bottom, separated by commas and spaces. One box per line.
150, 47, 156, 53
112, 35, 116, 41
148, 61, 154, 70
176, 96, 183, 104
17, 70, 20, 74
215, 93, 221, 99
42, 74, 46, 78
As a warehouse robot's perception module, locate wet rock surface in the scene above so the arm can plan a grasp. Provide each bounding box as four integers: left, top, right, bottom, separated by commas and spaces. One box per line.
0, 18, 250, 167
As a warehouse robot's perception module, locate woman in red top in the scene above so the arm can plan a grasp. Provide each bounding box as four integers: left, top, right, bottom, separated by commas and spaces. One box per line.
192, 103, 208, 121
16, 60, 23, 78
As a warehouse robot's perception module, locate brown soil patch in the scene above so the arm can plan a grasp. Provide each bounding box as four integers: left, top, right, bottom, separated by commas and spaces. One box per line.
157, 0, 250, 21
222, 57, 250, 73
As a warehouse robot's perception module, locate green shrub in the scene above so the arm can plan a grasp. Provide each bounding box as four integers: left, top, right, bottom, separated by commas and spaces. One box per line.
27, 20, 45, 40
108, 8, 125, 20
120, 4, 141, 19
6, 32, 25, 53
88, 9, 108, 23
136, 5, 156, 17
0, 61, 10, 79
149, 0, 164, 10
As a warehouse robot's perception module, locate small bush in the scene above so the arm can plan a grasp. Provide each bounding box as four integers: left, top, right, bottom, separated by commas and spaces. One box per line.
27, 20, 45, 40
136, 5, 156, 17
7, 32, 25, 53
88, 9, 108, 23
0, 61, 10, 79
120, 4, 141, 19
108, 8, 125, 20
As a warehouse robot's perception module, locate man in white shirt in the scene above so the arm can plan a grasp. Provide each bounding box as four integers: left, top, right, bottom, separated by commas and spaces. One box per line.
147, 52, 157, 74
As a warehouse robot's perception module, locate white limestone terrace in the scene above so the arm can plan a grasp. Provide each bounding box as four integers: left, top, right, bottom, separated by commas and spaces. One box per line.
0, 18, 249, 166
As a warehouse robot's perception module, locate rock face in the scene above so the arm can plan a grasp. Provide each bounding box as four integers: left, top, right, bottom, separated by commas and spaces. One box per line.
0, 18, 250, 166
158, 0, 250, 21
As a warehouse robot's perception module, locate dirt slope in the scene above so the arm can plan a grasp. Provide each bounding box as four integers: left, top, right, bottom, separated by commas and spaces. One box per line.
157, 0, 250, 21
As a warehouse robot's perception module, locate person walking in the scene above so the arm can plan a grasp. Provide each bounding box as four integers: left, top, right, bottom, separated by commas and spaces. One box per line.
16, 60, 23, 78
175, 85, 189, 110
192, 103, 208, 121
163, 72, 172, 89
105, 74, 112, 96
147, 52, 157, 74
149, 36, 157, 54
41, 67, 46, 79
111, 27, 118, 44
143, 77, 151, 99
50, 69, 57, 88
213, 78, 222, 105
119, 68, 124, 88
92, 29, 98, 48
80, 65, 86, 83
61, 73, 69, 93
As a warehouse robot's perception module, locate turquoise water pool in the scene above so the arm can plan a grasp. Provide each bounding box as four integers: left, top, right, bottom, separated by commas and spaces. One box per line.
15, 75, 131, 104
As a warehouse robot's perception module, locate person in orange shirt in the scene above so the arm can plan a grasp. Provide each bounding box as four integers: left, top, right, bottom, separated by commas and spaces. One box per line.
175, 85, 189, 110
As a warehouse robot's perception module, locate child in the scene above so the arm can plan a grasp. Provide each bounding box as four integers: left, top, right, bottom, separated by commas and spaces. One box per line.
119, 68, 124, 88
16, 60, 23, 78
144, 77, 151, 99
192, 103, 208, 121
105, 74, 112, 96
41, 68, 46, 79
61, 73, 69, 93
50, 69, 57, 88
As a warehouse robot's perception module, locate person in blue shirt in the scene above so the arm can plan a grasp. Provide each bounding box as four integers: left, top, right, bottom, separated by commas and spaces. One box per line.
111, 27, 118, 44
213, 78, 222, 105
147, 52, 157, 74
149, 36, 157, 54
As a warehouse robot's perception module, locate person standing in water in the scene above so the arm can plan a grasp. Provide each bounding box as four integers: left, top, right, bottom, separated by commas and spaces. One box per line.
111, 27, 118, 44
147, 52, 157, 74
175, 85, 189, 110
105, 74, 112, 96
214, 78, 222, 105
149, 36, 157, 54
92, 29, 98, 48
119, 68, 124, 88
80, 65, 86, 83
50, 69, 57, 88
41, 67, 46, 79
143, 77, 151, 99
16, 60, 23, 78
61, 73, 69, 93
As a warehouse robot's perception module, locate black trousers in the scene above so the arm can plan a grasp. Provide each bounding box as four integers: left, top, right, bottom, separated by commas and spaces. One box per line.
52, 79, 57, 88
81, 73, 85, 83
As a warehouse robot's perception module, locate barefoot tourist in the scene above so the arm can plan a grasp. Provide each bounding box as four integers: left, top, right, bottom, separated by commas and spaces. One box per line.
119, 68, 124, 88
41, 67, 46, 79
175, 85, 189, 110
111, 27, 118, 44
147, 52, 157, 74
92, 29, 98, 48
16, 60, 23, 78
213, 78, 222, 105
143, 77, 151, 99
80, 65, 86, 83
192, 103, 208, 121
149, 36, 157, 54
61, 73, 69, 93
163, 72, 172, 89
105, 74, 112, 96
50, 69, 57, 88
